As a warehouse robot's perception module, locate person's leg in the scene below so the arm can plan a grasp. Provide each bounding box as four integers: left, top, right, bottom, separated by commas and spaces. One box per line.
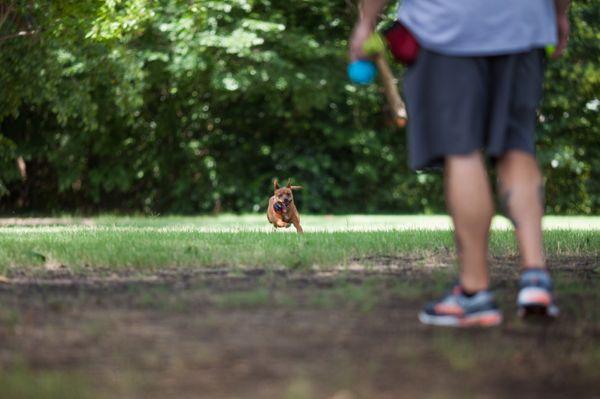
445, 151, 494, 292
496, 150, 545, 268
406, 51, 502, 326
419, 153, 501, 327
497, 150, 559, 317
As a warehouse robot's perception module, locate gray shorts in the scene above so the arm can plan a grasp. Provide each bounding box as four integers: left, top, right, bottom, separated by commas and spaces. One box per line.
403, 48, 545, 170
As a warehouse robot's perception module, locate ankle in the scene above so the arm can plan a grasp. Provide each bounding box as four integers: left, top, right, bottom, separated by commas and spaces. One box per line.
522, 264, 547, 271
459, 278, 489, 294
460, 287, 482, 297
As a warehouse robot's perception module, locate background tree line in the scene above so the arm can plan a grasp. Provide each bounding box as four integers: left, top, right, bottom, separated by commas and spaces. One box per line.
0, 0, 598, 215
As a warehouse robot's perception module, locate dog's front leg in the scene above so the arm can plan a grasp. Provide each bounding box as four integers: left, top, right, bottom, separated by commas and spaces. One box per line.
292, 219, 303, 234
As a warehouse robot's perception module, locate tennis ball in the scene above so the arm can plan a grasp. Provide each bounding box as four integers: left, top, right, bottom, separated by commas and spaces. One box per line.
545, 45, 556, 58
363, 32, 386, 55
347, 60, 377, 84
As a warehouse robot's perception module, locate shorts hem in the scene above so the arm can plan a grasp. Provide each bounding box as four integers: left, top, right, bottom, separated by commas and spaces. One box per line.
411, 145, 537, 171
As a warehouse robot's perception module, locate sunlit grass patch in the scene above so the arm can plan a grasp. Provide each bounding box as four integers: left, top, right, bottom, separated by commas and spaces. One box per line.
0, 216, 598, 275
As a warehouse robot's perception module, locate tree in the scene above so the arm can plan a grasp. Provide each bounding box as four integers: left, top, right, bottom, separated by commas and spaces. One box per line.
0, 0, 597, 214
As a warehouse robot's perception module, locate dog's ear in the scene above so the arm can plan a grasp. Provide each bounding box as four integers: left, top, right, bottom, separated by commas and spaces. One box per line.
290, 185, 303, 190
273, 178, 279, 191
286, 178, 292, 188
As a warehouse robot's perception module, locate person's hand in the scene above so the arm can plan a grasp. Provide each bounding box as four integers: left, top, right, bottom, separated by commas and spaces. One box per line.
349, 21, 373, 61
552, 11, 570, 59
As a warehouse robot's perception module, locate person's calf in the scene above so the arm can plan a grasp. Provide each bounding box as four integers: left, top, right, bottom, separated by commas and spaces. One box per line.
445, 152, 494, 291
496, 150, 545, 268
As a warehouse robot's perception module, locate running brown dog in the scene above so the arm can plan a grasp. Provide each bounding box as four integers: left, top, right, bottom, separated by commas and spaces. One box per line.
267, 178, 303, 233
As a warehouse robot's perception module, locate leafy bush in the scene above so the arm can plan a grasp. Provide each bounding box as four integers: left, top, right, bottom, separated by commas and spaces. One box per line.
0, 0, 597, 214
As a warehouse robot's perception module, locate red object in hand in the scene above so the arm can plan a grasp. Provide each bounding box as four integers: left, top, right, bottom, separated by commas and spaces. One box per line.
383, 21, 420, 65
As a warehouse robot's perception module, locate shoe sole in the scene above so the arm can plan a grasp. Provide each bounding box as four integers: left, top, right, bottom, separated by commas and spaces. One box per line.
518, 304, 559, 319
518, 287, 559, 319
418, 310, 502, 327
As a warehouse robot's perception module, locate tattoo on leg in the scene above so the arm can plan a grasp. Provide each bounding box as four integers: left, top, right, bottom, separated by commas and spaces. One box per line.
455, 234, 463, 256
538, 184, 545, 211
500, 190, 519, 228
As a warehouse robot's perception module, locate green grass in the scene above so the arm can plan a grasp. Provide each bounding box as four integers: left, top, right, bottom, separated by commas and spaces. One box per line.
0, 367, 94, 399
0, 215, 598, 274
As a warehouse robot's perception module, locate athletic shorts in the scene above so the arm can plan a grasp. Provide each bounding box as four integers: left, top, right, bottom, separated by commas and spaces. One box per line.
403, 48, 545, 170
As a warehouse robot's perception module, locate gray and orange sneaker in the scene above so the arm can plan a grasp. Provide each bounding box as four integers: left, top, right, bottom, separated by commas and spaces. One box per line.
517, 268, 559, 318
418, 286, 503, 327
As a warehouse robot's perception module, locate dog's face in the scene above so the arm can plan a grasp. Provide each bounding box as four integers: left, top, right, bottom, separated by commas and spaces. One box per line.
273, 179, 302, 209
275, 187, 293, 206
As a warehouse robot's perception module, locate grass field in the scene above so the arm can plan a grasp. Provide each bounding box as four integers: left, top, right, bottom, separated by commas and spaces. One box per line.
1, 215, 599, 273
0, 215, 598, 398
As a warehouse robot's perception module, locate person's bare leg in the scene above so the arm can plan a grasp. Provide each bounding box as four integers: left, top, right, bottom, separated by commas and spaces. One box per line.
445, 152, 495, 292
496, 150, 545, 268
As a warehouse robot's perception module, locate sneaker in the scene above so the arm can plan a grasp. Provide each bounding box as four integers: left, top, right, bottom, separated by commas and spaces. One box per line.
418, 286, 503, 327
517, 268, 559, 318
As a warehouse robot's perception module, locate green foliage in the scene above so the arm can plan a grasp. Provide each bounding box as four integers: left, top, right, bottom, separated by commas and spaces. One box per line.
539, 1, 600, 214
0, 0, 597, 214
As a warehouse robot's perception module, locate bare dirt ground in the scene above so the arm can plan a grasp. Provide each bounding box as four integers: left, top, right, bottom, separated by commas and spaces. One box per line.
0, 256, 599, 399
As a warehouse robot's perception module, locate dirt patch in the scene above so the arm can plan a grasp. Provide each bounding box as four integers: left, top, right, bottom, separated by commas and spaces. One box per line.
0, 256, 598, 399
